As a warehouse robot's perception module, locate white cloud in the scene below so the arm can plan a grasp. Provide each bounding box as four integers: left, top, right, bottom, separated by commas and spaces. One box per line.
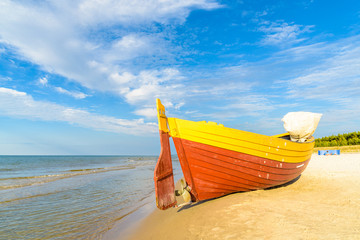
123, 68, 185, 106
0, 87, 157, 135
0, 87, 26, 96
258, 20, 314, 46
38, 77, 48, 86
220, 95, 275, 116
188, 34, 360, 128
77, 0, 222, 25
109, 72, 135, 85
54, 87, 89, 99
0, 76, 12, 82
104, 33, 172, 64
134, 108, 157, 118
0, 0, 222, 118
284, 40, 360, 104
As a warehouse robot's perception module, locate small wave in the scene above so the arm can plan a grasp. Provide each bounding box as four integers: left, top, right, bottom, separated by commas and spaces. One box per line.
0, 191, 60, 204
69, 167, 105, 172
1, 173, 72, 181
0, 168, 13, 172
0, 165, 136, 190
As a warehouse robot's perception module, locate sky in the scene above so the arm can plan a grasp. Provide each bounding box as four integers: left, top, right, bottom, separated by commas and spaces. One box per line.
1, 0, 360, 155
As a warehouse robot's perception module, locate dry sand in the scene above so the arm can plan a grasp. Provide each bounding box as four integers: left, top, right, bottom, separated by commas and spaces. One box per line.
127, 153, 360, 240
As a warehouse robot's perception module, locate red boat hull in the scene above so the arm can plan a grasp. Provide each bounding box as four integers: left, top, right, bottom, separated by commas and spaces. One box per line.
173, 137, 310, 201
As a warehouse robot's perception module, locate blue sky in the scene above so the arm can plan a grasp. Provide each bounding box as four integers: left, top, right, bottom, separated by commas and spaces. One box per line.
1, 0, 360, 155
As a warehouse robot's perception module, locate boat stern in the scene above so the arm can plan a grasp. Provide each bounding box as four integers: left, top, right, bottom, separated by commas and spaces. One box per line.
154, 99, 176, 210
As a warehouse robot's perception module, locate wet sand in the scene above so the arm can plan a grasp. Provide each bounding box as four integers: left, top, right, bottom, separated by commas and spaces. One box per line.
127, 153, 360, 240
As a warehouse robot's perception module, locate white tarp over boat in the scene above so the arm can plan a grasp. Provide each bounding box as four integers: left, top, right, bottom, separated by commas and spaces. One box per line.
282, 112, 322, 142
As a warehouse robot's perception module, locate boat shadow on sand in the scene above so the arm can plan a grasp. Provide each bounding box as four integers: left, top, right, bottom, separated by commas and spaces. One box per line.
176, 175, 302, 212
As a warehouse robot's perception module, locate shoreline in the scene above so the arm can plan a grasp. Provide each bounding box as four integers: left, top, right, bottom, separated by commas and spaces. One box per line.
103, 198, 156, 240
103, 160, 183, 240
123, 153, 360, 240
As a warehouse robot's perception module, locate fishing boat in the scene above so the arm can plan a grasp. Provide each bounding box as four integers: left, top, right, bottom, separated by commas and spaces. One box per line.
154, 99, 316, 210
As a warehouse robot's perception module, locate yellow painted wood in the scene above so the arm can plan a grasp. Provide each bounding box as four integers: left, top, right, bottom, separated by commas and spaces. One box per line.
271, 132, 290, 138
167, 118, 314, 163
156, 99, 169, 132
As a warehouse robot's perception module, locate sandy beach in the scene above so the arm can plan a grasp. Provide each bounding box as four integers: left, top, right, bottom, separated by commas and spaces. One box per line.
127, 153, 360, 240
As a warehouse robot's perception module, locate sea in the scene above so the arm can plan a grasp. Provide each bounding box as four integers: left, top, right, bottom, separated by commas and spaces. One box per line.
0, 155, 182, 240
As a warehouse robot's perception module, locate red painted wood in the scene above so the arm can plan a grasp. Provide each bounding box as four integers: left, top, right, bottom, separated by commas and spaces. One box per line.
173, 137, 310, 201
154, 130, 176, 210
172, 137, 199, 202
